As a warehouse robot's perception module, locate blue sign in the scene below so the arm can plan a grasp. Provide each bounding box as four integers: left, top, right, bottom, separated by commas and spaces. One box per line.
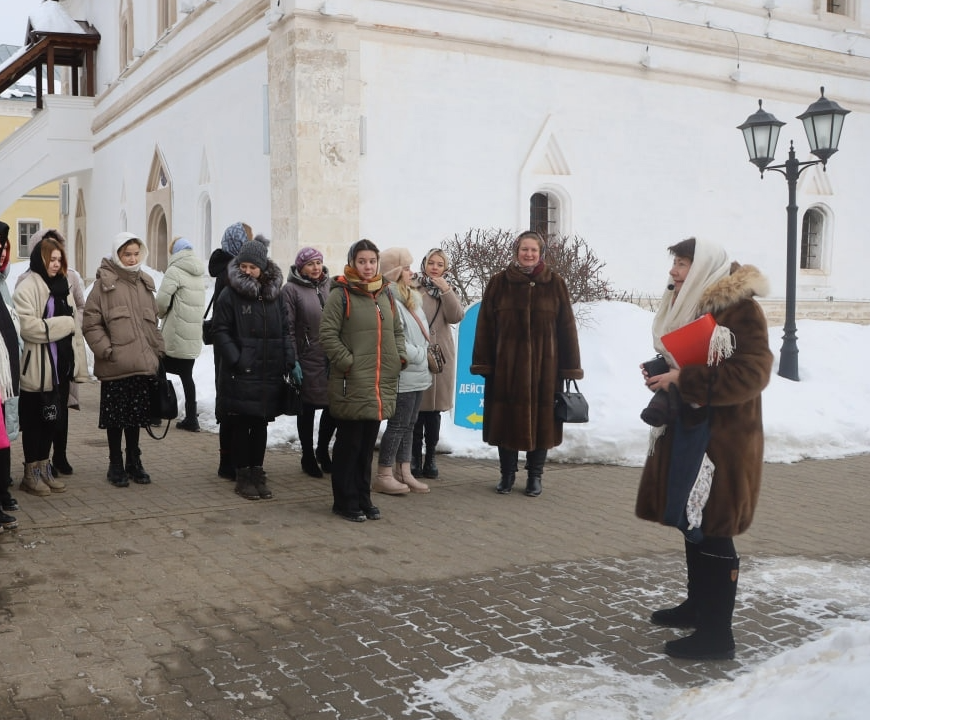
453, 302, 484, 430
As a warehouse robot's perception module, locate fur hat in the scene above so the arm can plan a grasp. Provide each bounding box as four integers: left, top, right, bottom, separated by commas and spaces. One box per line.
295, 246, 323, 271
379, 247, 413, 283
221, 222, 252, 257
236, 238, 269, 271
171, 237, 193, 255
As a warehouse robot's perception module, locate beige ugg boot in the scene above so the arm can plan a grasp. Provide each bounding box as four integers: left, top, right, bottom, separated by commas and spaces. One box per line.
372, 465, 410, 495
20, 461, 51, 497
397, 462, 430, 493
39, 459, 66, 493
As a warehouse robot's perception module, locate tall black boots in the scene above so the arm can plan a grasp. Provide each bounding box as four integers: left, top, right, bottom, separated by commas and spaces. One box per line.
315, 410, 335, 473
412, 411, 440, 479
496, 447, 518, 494
298, 413, 323, 478
651, 540, 700, 628
524, 449, 546, 497
662, 550, 740, 660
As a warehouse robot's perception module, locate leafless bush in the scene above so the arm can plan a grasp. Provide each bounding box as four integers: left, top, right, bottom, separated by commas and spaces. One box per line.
440, 228, 615, 305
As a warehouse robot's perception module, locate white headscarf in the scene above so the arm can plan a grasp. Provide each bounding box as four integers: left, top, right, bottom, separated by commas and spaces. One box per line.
110, 232, 148, 273
651, 238, 730, 366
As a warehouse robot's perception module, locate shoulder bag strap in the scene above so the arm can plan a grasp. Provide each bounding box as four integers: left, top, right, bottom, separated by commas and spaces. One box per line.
202, 293, 214, 320
409, 309, 431, 343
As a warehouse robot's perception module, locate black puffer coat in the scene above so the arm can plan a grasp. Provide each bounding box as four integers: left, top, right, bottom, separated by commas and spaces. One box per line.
211, 258, 294, 420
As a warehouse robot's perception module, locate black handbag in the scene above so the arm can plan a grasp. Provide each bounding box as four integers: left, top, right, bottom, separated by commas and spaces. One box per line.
554, 379, 589, 423
147, 361, 179, 439
280, 374, 302, 416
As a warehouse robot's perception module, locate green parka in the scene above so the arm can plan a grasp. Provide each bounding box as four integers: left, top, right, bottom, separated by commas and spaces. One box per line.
318, 276, 406, 422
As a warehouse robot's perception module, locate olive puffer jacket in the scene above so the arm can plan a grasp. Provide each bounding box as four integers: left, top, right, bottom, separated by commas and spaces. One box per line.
318, 276, 406, 422
211, 259, 294, 420
82, 258, 164, 382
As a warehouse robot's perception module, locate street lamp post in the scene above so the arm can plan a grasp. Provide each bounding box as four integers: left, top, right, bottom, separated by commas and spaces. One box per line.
737, 87, 850, 381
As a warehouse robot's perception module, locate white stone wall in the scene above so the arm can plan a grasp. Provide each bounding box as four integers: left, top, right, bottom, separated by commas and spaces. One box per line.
39, 0, 867, 304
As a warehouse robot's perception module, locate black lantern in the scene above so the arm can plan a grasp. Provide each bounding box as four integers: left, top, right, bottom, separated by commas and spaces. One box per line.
737, 89, 850, 382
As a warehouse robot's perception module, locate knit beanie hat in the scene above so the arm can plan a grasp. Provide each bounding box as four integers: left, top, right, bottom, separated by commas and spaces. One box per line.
236, 238, 269, 271
221, 222, 252, 257
171, 237, 193, 255
379, 247, 413, 283
295, 246, 324, 271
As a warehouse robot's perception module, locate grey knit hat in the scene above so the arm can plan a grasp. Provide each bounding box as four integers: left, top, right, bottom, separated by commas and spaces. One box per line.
236, 239, 269, 271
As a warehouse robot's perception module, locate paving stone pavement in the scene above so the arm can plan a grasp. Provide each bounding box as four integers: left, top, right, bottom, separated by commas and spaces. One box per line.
0, 382, 869, 719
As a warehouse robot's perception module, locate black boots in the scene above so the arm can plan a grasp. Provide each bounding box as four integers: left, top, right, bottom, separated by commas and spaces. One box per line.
411, 449, 423, 478
107, 456, 128, 487
422, 448, 439, 479
125, 448, 151, 484
217, 450, 235, 480
524, 449, 547, 497
315, 411, 335, 473
496, 448, 518, 494
663, 552, 740, 660
234, 467, 259, 500
651, 540, 700, 628
301, 453, 323, 478
251, 467, 273, 499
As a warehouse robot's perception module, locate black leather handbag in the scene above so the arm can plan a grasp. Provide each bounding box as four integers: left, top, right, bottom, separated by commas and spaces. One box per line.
554, 379, 589, 423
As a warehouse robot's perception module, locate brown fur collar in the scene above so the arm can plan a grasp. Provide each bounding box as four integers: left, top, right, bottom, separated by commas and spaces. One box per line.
698, 262, 769, 317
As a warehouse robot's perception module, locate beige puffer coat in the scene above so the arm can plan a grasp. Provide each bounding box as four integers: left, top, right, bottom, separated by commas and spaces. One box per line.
14, 271, 89, 392
83, 257, 164, 381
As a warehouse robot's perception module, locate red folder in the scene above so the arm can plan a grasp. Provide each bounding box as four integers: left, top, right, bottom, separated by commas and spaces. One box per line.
661, 314, 717, 367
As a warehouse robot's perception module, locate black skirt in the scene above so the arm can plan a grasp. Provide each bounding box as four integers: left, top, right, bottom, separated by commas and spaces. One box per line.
98, 375, 154, 429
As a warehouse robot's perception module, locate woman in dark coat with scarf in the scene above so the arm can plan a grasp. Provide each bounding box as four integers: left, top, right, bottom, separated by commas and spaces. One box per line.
637, 236, 773, 661
470, 230, 583, 498
281, 246, 334, 478
211, 236, 294, 501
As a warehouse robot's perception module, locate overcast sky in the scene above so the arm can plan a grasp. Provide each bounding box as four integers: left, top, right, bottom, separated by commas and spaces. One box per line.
0, 0, 37, 48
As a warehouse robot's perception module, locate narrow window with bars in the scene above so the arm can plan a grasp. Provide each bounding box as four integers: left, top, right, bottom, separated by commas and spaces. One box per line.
800, 208, 824, 270
530, 192, 556, 239
18, 221, 39, 260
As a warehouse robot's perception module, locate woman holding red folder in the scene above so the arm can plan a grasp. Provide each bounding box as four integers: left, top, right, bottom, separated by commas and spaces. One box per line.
636, 236, 773, 661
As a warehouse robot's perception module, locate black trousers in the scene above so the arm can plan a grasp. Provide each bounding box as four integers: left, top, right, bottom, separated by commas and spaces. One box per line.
330, 418, 379, 514
18, 390, 57, 463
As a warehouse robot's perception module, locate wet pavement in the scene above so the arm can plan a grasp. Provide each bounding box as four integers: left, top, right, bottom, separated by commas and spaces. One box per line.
0, 381, 869, 719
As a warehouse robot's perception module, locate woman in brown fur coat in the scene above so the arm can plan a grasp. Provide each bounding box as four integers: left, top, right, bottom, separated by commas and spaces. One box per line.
470, 231, 583, 498
637, 237, 773, 661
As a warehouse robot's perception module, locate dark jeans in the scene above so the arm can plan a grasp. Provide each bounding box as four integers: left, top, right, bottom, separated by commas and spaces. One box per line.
413, 410, 441, 455
229, 416, 268, 469
331, 418, 379, 514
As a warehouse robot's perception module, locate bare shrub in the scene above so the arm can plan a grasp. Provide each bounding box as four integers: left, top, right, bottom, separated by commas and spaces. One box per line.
440, 228, 615, 305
